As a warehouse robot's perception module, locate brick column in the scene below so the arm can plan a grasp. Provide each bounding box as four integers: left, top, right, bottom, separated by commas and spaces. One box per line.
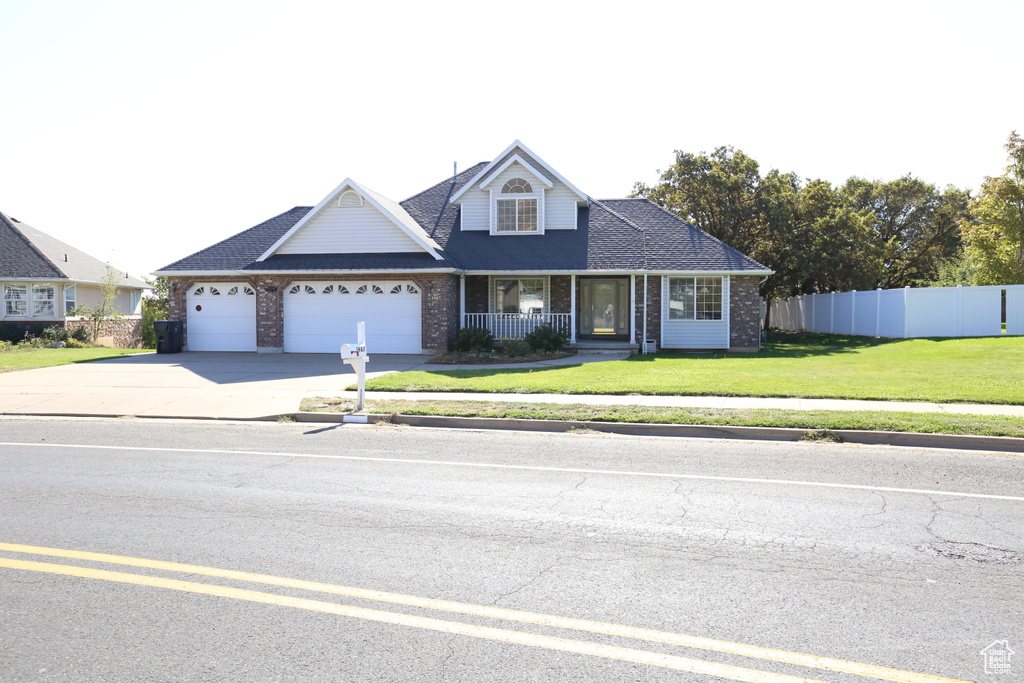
729, 275, 762, 351
255, 276, 288, 351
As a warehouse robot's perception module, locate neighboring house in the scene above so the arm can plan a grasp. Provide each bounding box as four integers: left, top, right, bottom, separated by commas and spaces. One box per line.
0, 211, 149, 346
155, 141, 771, 354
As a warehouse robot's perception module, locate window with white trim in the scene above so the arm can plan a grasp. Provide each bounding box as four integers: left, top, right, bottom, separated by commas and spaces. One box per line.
494, 278, 546, 315
4, 283, 28, 317
32, 284, 55, 317
64, 285, 76, 315
668, 277, 723, 320
130, 290, 141, 313
495, 178, 539, 233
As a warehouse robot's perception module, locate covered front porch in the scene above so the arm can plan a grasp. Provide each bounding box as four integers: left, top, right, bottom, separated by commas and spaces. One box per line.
459, 274, 653, 352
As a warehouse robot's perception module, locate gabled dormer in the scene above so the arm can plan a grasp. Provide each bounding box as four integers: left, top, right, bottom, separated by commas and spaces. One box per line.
451, 140, 588, 234
258, 179, 444, 260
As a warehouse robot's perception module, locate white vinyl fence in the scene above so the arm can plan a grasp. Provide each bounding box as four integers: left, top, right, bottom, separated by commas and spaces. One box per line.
770, 285, 1024, 338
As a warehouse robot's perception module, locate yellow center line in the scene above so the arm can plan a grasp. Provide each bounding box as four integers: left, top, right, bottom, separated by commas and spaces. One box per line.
0, 543, 968, 683
1, 557, 821, 683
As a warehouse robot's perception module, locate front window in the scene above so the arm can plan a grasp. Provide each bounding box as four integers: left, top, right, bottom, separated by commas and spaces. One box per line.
495, 278, 545, 315
130, 290, 141, 313
669, 277, 722, 320
495, 177, 539, 232
64, 285, 77, 315
33, 284, 55, 317
4, 283, 28, 317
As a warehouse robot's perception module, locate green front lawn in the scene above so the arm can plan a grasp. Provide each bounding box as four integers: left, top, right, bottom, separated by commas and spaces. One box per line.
0, 347, 151, 373
366, 333, 1024, 405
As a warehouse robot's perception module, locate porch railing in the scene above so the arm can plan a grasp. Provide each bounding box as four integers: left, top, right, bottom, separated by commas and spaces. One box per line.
464, 313, 571, 340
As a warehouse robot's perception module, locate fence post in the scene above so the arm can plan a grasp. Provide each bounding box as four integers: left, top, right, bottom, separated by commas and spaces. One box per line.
851, 290, 857, 335
904, 286, 910, 338
957, 285, 963, 336
830, 292, 835, 334
875, 288, 882, 338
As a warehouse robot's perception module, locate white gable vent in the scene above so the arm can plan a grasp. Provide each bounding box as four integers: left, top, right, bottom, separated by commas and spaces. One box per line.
337, 190, 363, 208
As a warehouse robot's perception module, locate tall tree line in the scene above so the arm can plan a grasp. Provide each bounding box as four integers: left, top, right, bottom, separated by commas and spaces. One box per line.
632, 132, 1023, 324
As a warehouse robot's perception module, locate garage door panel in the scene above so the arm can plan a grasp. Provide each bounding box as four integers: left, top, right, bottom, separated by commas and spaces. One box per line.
284, 281, 422, 354
186, 284, 257, 352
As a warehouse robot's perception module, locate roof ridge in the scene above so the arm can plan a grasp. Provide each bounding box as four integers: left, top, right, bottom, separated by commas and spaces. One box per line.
400, 162, 488, 204
588, 197, 649, 270
638, 198, 769, 268
0, 211, 68, 278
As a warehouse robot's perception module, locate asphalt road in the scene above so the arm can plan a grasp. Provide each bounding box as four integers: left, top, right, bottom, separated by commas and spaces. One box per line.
1, 418, 1022, 682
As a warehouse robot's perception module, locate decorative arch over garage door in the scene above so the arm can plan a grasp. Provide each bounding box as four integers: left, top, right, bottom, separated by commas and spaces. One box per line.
185, 284, 257, 351
283, 281, 422, 353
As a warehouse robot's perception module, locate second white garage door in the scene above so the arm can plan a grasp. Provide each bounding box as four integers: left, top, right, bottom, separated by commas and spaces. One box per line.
283, 281, 422, 353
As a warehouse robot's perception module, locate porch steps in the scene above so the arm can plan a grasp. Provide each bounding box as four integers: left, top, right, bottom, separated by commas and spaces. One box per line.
567, 340, 639, 355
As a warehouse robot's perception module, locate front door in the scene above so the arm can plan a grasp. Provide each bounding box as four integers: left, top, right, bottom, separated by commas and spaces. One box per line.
580, 278, 629, 338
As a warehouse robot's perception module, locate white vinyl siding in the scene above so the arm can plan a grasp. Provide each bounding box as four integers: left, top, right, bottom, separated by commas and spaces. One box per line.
661, 276, 731, 349
458, 189, 490, 231
543, 182, 581, 230
277, 203, 425, 254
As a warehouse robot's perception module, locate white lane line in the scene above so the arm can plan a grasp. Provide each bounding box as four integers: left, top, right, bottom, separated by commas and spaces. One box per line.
1, 441, 1022, 502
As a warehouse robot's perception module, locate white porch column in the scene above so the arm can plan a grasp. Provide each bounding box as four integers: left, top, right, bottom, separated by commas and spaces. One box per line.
629, 274, 636, 343
570, 275, 576, 343
459, 275, 465, 329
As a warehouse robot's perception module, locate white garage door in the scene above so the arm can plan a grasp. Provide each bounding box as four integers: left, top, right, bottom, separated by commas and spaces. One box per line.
186, 284, 257, 352
284, 281, 422, 353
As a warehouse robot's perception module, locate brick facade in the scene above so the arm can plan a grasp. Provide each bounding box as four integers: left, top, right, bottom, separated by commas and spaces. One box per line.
165, 272, 764, 355
728, 275, 762, 351
167, 273, 459, 353
66, 319, 144, 348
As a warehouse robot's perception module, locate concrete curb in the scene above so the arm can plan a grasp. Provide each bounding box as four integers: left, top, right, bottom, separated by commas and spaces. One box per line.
289, 412, 1024, 454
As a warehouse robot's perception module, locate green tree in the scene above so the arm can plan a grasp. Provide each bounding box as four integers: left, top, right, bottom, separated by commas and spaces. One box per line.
141, 276, 170, 348
71, 265, 125, 344
961, 131, 1024, 284
842, 176, 970, 287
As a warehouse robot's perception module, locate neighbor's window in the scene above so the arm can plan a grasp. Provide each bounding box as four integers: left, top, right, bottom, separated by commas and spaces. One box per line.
668, 277, 722, 320
494, 278, 546, 315
4, 283, 28, 317
32, 284, 55, 317
496, 178, 538, 232
130, 290, 141, 313
64, 285, 76, 315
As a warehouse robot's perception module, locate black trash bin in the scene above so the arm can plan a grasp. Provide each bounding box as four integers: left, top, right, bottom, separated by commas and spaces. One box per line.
154, 320, 183, 354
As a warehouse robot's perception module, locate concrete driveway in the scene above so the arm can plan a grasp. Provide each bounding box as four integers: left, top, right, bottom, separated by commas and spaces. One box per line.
0, 352, 431, 420
0, 351, 627, 420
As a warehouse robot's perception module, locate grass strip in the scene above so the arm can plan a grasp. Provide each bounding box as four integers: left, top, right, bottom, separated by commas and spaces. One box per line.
301, 398, 1024, 439
0, 348, 151, 373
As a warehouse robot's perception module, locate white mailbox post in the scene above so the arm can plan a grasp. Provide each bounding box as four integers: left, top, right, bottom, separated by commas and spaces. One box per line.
340, 321, 369, 411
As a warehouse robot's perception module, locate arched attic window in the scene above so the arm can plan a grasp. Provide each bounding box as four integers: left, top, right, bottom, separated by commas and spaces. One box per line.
337, 190, 363, 208
501, 178, 533, 194
496, 178, 538, 232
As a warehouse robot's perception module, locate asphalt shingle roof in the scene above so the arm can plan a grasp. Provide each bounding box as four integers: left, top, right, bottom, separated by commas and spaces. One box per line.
1, 210, 149, 286
158, 165, 770, 274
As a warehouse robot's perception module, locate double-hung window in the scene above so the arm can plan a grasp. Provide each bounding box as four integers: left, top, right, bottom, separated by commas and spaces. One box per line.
130, 290, 141, 313
495, 178, 539, 233
4, 283, 28, 317
32, 284, 55, 317
494, 278, 546, 315
64, 285, 77, 315
668, 277, 723, 320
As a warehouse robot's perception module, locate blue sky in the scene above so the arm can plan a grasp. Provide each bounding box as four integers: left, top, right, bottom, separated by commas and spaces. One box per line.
2, 0, 1021, 279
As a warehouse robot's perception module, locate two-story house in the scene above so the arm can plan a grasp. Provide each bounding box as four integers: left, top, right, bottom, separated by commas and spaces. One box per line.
155, 141, 771, 353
